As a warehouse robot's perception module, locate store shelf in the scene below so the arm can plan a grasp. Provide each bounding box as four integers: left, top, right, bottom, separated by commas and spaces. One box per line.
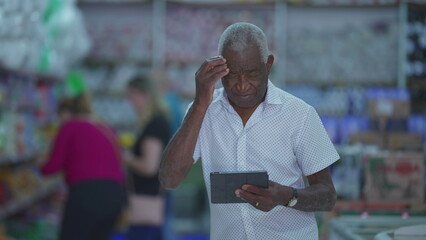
408, 79, 426, 89
0, 64, 60, 84
287, 0, 400, 7
166, 1, 275, 8
82, 58, 151, 68
0, 179, 63, 220
329, 215, 426, 240
0, 153, 38, 166
91, 89, 126, 98
285, 79, 397, 87
79, 0, 150, 3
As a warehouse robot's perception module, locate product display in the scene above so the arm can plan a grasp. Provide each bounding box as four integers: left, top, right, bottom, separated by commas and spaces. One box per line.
0, 0, 90, 75
407, 4, 426, 115
406, 6, 426, 79
166, 4, 275, 62
330, 216, 426, 240
80, 2, 152, 62
286, 8, 398, 84
0, 70, 61, 162
0, 13, 64, 233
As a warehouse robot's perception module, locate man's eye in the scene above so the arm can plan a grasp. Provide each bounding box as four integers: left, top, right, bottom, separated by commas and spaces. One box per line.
226, 73, 238, 79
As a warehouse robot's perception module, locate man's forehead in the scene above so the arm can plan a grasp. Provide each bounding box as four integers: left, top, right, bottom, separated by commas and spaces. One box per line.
223, 45, 260, 55
223, 48, 262, 65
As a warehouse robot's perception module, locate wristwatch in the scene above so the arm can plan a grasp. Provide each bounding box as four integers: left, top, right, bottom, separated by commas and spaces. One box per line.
285, 187, 298, 207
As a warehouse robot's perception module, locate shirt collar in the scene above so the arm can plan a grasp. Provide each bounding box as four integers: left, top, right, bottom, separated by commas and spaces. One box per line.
265, 80, 282, 105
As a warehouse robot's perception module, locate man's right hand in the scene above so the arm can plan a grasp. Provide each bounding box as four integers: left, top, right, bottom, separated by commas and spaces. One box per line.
194, 56, 229, 108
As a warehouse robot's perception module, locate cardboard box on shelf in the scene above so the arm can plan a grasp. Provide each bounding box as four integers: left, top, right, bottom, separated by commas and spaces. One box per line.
388, 133, 423, 151
370, 119, 408, 132
365, 151, 425, 205
368, 99, 410, 120
349, 131, 386, 149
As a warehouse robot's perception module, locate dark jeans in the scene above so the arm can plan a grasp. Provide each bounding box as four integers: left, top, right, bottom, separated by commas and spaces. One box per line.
60, 180, 126, 240
127, 225, 163, 240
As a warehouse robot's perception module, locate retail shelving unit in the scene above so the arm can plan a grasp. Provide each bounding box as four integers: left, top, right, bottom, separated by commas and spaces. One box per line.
0, 177, 62, 220
329, 215, 426, 240
0, 154, 38, 166
0, 66, 64, 236
406, 3, 426, 114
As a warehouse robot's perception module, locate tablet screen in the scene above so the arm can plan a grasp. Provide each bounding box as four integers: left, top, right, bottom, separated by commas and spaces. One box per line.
210, 171, 269, 204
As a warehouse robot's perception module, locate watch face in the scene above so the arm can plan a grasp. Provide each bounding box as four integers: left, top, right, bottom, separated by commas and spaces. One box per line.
288, 198, 297, 207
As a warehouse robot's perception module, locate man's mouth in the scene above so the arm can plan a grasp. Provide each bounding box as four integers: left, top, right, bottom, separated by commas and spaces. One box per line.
236, 94, 253, 100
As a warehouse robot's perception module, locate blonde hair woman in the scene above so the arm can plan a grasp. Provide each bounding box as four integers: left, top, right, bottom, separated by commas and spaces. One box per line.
125, 74, 171, 240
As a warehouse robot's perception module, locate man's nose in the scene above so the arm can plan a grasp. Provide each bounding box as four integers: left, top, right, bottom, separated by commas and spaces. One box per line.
236, 77, 250, 93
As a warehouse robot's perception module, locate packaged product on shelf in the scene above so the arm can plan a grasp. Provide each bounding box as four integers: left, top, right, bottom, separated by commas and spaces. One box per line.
339, 116, 370, 144
367, 88, 411, 120
81, 3, 152, 61
165, 5, 275, 62
408, 114, 426, 141
0, 112, 41, 159
347, 87, 367, 116
0, 170, 16, 202
406, 9, 426, 79
0, 179, 12, 206
0, 68, 62, 163
320, 116, 340, 144
332, 145, 366, 200
4, 218, 58, 240
1, 114, 18, 157
365, 151, 425, 204
370, 118, 408, 132
0, 0, 90, 75
35, 82, 59, 124
349, 131, 386, 149
387, 132, 423, 151
0, 167, 40, 201
0, 223, 11, 240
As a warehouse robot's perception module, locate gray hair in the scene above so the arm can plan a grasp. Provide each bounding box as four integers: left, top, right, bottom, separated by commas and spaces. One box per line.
217, 22, 269, 63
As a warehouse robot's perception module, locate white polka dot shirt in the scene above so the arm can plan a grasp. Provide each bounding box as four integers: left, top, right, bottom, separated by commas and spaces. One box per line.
188, 80, 340, 240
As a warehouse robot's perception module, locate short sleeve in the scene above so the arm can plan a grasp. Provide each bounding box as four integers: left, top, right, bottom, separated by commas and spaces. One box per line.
295, 106, 340, 176
144, 116, 171, 147
184, 102, 201, 163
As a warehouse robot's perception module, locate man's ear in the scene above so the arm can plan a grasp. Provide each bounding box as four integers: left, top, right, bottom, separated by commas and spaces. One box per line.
266, 54, 274, 74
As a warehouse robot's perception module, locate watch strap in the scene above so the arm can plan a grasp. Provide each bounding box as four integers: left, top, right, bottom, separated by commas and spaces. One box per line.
285, 187, 297, 207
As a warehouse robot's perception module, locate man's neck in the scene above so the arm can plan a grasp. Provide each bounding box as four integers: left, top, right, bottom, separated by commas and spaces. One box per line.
230, 101, 262, 126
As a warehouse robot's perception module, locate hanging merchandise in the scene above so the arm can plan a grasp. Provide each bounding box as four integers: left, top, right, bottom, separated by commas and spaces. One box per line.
40, 0, 91, 75
65, 70, 86, 97
0, 0, 91, 76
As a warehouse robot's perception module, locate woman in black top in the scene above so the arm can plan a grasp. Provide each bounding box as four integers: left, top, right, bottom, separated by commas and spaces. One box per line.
125, 74, 171, 240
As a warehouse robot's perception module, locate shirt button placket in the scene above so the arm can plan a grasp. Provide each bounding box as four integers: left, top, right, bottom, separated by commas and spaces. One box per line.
236, 130, 246, 171
237, 130, 255, 240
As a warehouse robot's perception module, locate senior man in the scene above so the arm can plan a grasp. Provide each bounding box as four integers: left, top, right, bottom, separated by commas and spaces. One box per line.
159, 22, 339, 240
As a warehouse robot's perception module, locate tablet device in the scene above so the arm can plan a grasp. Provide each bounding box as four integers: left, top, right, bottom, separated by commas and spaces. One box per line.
210, 171, 269, 204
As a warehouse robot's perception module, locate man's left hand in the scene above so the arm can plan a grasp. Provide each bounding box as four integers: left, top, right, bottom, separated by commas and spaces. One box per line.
235, 180, 292, 212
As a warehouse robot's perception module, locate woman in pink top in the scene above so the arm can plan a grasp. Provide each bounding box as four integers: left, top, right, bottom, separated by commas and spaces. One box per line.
41, 93, 126, 240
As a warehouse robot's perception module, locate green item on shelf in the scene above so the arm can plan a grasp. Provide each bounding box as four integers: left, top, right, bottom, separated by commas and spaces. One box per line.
39, 0, 64, 74
65, 71, 86, 97
43, 0, 63, 23
22, 219, 58, 240
38, 46, 51, 74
